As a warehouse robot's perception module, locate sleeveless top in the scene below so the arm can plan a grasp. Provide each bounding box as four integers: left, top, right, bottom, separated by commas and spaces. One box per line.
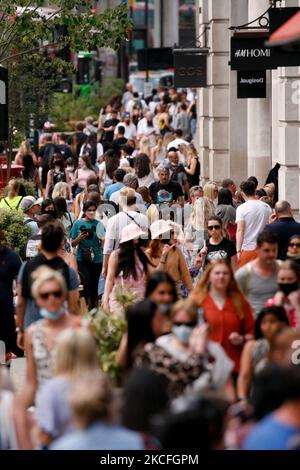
31, 320, 55, 387
252, 338, 269, 373
187, 158, 200, 188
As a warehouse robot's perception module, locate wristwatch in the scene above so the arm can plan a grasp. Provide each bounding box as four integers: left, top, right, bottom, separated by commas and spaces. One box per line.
16, 327, 24, 333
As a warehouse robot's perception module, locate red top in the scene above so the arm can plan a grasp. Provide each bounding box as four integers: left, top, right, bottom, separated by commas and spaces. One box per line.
202, 294, 255, 373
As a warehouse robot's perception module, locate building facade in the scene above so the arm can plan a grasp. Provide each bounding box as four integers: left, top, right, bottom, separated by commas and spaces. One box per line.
196, 0, 300, 209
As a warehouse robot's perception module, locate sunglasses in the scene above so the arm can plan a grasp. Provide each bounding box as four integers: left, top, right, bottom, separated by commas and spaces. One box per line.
208, 225, 221, 231
289, 243, 300, 248
39, 290, 63, 300
173, 321, 197, 328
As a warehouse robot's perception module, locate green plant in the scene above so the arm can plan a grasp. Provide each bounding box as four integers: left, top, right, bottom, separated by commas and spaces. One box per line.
0, 209, 31, 257
49, 78, 125, 130
3, 179, 37, 197
88, 284, 140, 384
89, 308, 126, 385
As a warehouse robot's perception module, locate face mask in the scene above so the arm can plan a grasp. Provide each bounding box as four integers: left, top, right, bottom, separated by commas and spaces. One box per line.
54, 160, 62, 166
157, 303, 172, 314
278, 282, 298, 297
40, 307, 65, 320
86, 212, 96, 220
67, 166, 74, 172
172, 325, 193, 344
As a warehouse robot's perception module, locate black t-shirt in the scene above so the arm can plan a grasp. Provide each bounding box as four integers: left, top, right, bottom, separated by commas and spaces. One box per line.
103, 118, 120, 142
57, 144, 74, 161
112, 137, 128, 155
205, 238, 237, 265
149, 181, 184, 204
38, 143, 59, 168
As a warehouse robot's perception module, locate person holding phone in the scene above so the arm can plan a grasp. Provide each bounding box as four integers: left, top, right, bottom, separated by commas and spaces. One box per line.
70, 201, 105, 309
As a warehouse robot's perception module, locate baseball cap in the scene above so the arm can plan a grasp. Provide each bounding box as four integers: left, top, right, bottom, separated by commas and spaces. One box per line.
20, 196, 41, 212
123, 112, 130, 118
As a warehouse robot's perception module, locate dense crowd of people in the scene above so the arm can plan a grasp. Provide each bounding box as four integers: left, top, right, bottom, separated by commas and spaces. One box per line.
1, 84, 300, 450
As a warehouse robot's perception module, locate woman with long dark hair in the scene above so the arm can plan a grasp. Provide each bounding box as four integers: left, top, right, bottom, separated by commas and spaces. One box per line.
135, 153, 155, 188
45, 153, 70, 198
21, 154, 43, 196
102, 224, 151, 316
215, 188, 236, 241
98, 149, 120, 191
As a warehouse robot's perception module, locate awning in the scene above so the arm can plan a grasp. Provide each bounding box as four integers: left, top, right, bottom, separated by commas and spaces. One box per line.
266, 11, 300, 47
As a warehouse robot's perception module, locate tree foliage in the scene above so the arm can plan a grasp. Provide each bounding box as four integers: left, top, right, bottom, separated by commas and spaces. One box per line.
0, 1, 132, 62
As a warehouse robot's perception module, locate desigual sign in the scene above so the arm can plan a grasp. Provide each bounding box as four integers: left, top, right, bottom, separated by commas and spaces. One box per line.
173, 51, 207, 88
237, 70, 266, 99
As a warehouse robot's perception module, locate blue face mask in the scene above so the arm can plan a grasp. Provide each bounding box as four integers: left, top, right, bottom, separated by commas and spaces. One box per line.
40, 307, 65, 321
172, 325, 193, 344
158, 304, 172, 314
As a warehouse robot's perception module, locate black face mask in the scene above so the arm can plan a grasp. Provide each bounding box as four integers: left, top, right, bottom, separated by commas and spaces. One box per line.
45, 209, 56, 219
54, 160, 62, 166
278, 282, 299, 297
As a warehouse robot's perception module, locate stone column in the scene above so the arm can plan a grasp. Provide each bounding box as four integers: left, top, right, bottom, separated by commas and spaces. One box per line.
247, 0, 272, 186
197, 0, 231, 184
272, 0, 300, 210
163, 0, 179, 47
229, 0, 249, 184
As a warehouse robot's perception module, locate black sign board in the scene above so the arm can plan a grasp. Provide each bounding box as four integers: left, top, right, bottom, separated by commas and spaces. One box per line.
237, 70, 266, 99
0, 67, 8, 141
230, 36, 275, 71
138, 47, 173, 71
268, 7, 300, 66
269, 7, 300, 34
173, 51, 207, 88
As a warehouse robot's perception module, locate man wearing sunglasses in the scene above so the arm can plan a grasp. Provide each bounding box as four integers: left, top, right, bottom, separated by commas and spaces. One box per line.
266, 200, 300, 260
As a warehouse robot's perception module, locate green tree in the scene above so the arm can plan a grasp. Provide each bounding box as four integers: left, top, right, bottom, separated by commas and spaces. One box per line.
0, 1, 132, 177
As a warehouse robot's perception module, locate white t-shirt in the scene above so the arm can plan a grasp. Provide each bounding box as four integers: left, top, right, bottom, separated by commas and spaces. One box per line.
167, 138, 189, 150
236, 199, 272, 250
109, 189, 144, 206
103, 210, 148, 255
114, 122, 137, 140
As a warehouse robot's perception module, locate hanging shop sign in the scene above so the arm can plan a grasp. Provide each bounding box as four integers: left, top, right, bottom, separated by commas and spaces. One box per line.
267, 7, 300, 62
0, 67, 8, 141
230, 35, 275, 71
237, 70, 266, 99
173, 49, 207, 88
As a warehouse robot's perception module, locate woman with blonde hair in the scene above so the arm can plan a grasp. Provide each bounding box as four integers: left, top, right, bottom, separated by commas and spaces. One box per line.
18, 267, 81, 406
203, 181, 218, 211
50, 373, 143, 450
15, 140, 38, 166
191, 259, 254, 377
35, 328, 99, 447
150, 135, 166, 166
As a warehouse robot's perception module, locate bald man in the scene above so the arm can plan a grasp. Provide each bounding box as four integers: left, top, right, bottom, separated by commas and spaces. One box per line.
266, 200, 300, 259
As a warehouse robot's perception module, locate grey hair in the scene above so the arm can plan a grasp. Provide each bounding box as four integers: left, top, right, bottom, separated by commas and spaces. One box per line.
123, 174, 138, 187
275, 200, 291, 215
